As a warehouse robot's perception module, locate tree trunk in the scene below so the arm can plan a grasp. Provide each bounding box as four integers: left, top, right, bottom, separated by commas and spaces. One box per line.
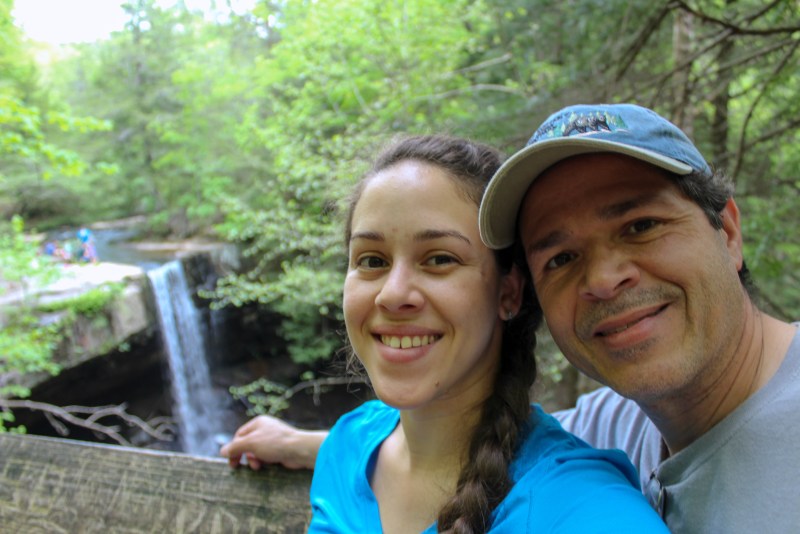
710, 1, 737, 175
671, 8, 695, 135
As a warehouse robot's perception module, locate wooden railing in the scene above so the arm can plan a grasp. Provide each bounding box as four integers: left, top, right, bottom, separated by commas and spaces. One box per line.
0, 433, 312, 533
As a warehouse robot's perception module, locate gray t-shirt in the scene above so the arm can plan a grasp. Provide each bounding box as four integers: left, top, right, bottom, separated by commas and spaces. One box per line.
554, 324, 800, 533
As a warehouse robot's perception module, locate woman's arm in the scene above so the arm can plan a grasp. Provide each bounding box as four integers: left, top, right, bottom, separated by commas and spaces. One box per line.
220, 415, 328, 470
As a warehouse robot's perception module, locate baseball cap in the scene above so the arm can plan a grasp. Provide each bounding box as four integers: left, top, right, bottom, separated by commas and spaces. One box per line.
479, 103, 712, 249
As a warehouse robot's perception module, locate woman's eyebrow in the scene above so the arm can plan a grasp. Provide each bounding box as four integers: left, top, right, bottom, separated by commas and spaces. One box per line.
414, 229, 471, 244
350, 229, 472, 244
349, 231, 383, 242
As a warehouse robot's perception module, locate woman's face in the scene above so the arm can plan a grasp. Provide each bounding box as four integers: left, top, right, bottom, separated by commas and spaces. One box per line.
343, 160, 521, 413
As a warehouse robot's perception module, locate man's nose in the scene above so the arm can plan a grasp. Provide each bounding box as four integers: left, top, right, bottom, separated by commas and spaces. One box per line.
579, 248, 639, 301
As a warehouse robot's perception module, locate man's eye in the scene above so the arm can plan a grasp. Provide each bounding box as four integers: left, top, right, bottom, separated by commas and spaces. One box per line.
356, 256, 387, 269
424, 254, 457, 267
545, 252, 574, 270
628, 219, 659, 234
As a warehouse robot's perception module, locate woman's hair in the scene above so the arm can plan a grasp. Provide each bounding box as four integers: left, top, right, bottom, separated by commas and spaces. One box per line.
344, 134, 542, 533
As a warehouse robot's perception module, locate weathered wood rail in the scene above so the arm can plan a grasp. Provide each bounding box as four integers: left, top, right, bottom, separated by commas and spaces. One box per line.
0, 433, 312, 533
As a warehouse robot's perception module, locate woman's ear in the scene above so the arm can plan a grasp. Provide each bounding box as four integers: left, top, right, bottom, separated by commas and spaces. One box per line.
498, 264, 524, 320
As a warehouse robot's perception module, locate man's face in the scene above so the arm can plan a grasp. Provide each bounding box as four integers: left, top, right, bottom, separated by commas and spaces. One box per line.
518, 153, 746, 405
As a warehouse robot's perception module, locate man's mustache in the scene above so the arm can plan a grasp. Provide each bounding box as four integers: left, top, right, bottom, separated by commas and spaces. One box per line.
576, 287, 681, 340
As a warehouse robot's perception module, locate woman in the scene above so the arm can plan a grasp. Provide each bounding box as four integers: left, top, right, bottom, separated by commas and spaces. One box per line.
303, 135, 667, 532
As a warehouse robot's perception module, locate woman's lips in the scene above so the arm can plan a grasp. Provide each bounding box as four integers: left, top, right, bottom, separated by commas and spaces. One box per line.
379, 334, 441, 349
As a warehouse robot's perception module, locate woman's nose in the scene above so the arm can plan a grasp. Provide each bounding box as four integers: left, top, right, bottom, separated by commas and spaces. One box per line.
374, 262, 424, 312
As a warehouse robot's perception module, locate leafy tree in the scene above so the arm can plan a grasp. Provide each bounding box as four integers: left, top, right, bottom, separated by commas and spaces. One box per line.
468, 0, 800, 321
210, 0, 497, 363
1, 0, 114, 226
146, 6, 269, 235
13, 0, 799, 395
1, 0, 113, 431
626, 1, 800, 319
0, 215, 62, 431
44, 1, 273, 233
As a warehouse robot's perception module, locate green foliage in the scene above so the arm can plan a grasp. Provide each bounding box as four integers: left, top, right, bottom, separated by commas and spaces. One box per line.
0, 94, 86, 177
230, 371, 342, 417
740, 186, 800, 320
207, 0, 492, 363
0, 215, 61, 295
229, 377, 293, 416
6, 0, 800, 390
0, 316, 61, 382
36, 282, 124, 317
0, 0, 115, 225
0, 216, 63, 431
0, 214, 123, 431
0, 0, 36, 96
0, 71, 115, 224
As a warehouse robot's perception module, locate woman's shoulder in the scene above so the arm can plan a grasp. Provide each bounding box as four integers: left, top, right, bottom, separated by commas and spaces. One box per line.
490, 405, 669, 532
513, 405, 638, 484
310, 403, 391, 532
315, 400, 398, 475
327, 399, 399, 440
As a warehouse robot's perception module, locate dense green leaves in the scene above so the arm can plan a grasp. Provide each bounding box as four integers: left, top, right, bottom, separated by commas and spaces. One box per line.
3, 0, 799, 376
205, 0, 500, 362
0, 216, 62, 429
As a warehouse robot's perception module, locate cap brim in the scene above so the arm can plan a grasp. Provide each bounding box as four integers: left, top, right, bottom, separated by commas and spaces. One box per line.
478, 137, 694, 249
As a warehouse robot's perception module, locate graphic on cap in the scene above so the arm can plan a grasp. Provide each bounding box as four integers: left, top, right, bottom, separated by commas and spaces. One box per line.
478, 103, 716, 250
535, 110, 628, 142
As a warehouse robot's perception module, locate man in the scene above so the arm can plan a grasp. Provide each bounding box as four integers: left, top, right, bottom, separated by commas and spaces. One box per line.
222, 104, 799, 533
478, 103, 798, 532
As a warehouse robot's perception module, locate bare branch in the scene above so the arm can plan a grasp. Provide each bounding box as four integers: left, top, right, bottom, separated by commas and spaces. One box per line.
615, 2, 674, 82
673, 0, 800, 35
282, 375, 370, 406
233, 375, 371, 415
743, 115, 800, 150
732, 38, 800, 177
619, 1, 800, 104
705, 38, 798, 84
44, 410, 69, 436
0, 399, 176, 447
455, 52, 513, 74
621, 25, 734, 102
426, 83, 527, 101
740, 0, 789, 25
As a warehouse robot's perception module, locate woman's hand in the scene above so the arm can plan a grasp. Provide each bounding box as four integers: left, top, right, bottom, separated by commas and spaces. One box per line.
219, 415, 328, 471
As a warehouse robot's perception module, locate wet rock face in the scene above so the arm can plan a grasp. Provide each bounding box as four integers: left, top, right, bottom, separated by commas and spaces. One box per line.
13, 330, 171, 446
13, 251, 368, 452
56, 279, 154, 368
14, 252, 226, 391
10, 253, 255, 443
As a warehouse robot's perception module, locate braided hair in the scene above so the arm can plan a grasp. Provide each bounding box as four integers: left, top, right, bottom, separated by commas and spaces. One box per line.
344, 134, 542, 532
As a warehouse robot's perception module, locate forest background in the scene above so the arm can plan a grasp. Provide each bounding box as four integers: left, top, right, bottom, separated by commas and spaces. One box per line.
2, 0, 799, 421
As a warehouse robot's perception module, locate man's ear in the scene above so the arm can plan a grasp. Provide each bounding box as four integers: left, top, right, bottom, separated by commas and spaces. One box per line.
720, 198, 744, 271
498, 264, 524, 320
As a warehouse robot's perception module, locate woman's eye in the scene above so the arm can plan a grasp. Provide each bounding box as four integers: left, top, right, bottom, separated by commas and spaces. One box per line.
424, 254, 457, 267
356, 255, 387, 269
628, 219, 659, 234
545, 252, 574, 270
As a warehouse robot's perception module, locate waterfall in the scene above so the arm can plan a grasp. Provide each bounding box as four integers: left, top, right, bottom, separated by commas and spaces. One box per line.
147, 260, 223, 456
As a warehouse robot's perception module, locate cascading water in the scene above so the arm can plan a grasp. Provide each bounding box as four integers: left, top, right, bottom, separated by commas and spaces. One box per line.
147, 260, 223, 456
